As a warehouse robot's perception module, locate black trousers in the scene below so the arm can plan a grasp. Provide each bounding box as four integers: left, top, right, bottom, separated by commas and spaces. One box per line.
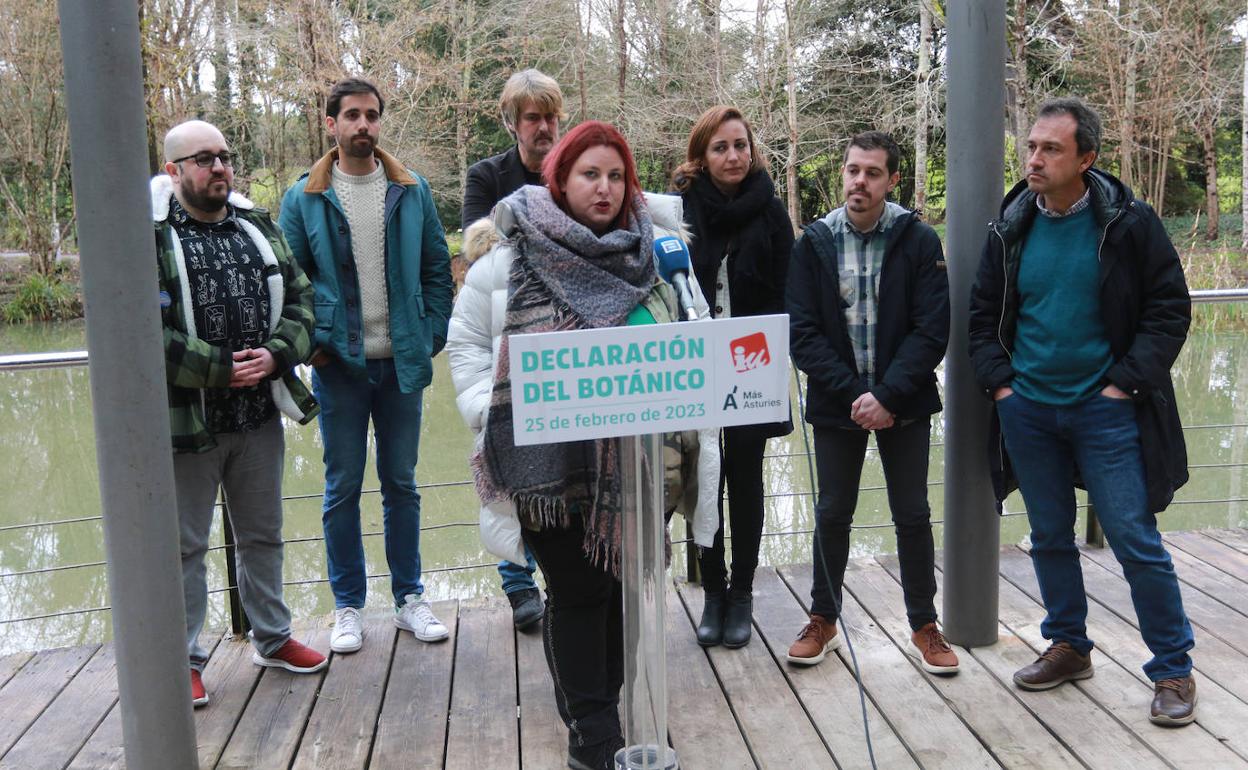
697, 427, 767, 593
523, 519, 623, 749
809, 418, 937, 631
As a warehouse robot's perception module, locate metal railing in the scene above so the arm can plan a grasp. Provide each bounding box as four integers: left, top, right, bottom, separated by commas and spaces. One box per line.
1, 288, 1246, 635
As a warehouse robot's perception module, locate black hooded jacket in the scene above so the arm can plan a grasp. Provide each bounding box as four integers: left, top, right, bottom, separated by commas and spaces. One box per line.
786, 207, 949, 429
967, 167, 1191, 513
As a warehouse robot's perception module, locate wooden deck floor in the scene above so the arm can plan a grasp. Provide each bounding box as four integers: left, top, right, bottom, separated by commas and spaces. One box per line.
3, 527, 1248, 769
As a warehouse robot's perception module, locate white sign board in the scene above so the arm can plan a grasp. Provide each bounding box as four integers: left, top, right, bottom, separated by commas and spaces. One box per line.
508, 314, 789, 446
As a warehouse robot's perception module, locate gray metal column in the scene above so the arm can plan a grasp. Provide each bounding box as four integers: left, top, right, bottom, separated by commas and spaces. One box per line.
57, 2, 199, 766
941, 1, 1006, 647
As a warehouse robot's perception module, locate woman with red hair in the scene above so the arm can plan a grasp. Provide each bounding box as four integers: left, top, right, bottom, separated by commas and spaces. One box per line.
447, 120, 716, 770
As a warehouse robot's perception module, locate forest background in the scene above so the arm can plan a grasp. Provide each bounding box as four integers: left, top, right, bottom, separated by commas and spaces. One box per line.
1, 0, 1246, 319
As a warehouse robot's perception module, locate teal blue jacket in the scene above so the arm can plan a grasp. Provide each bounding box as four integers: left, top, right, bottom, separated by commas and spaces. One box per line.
279, 147, 453, 393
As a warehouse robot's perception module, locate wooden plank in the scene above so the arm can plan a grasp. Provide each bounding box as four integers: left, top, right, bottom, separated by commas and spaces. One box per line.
1165, 530, 1248, 585
0, 643, 97, 757
195, 635, 265, 769
65, 703, 124, 770
1080, 543, 1248, 656
66, 629, 227, 770
292, 615, 397, 770
680, 579, 834, 768
664, 583, 755, 770
748, 568, 915, 770
1158, 535, 1248, 617
444, 598, 518, 770
215, 624, 331, 770
781, 567, 999, 769
0, 652, 32, 691
372, 599, 459, 770
998, 547, 1248, 764
1202, 527, 1248, 555
1073, 544, 1248, 707
515, 613, 567, 770
859, 557, 1077, 769
932, 554, 1165, 770
1, 643, 117, 769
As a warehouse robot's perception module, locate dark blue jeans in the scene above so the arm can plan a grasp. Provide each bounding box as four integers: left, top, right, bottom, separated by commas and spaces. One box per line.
312, 358, 424, 609
997, 392, 1194, 681
497, 549, 538, 594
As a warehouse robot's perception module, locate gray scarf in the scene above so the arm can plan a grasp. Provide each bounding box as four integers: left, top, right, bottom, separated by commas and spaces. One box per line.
472, 185, 656, 575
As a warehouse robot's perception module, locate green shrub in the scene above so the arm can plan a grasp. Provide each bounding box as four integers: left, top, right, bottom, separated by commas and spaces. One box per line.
2, 273, 83, 323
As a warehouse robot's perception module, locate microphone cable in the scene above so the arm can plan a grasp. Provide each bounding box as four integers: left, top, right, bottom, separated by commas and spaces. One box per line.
792, 356, 878, 770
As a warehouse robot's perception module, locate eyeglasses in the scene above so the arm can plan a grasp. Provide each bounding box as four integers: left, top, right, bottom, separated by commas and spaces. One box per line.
171, 151, 234, 168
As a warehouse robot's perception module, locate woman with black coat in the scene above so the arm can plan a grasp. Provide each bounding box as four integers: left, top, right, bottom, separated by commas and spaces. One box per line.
673, 105, 794, 648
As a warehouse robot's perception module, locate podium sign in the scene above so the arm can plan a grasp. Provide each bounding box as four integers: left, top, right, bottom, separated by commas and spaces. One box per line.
508, 314, 789, 446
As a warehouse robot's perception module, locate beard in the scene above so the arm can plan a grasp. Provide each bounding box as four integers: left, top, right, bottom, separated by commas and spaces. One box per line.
180, 176, 230, 215
342, 133, 376, 159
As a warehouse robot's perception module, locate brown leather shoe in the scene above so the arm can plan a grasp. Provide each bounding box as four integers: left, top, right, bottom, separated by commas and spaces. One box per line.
1013, 641, 1093, 690
1150, 675, 1197, 726
786, 614, 842, 666
911, 622, 959, 675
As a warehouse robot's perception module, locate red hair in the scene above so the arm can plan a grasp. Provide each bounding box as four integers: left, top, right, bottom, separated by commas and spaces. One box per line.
542, 120, 643, 230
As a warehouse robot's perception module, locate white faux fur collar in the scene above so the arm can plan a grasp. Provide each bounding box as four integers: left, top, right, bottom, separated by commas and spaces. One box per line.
149, 174, 255, 222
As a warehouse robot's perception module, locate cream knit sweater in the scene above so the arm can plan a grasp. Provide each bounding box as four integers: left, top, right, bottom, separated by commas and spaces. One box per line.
332, 161, 391, 358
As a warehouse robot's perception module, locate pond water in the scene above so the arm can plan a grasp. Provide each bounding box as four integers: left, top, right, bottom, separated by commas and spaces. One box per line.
1, 317, 1245, 655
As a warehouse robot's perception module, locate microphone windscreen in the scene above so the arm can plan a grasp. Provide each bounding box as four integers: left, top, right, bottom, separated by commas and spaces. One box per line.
652, 236, 692, 283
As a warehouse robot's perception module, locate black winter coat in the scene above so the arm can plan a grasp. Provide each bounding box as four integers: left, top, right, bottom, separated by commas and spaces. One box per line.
461, 146, 536, 228
786, 209, 949, 429
967, 168, 1191, 514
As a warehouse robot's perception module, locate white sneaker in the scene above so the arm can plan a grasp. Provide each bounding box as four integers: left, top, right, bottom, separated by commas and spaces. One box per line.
331, 607, 364, 654
395, 594, 448, 642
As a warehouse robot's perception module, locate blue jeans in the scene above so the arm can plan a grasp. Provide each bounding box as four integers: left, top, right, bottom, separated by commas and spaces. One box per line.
498, 549, 538, 594
312, 358, 424, 609
997, 392, 1194, 681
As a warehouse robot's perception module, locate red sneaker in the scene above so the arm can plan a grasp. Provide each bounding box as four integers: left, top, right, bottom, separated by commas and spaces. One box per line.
190, 669, 209, 708
252, 638, 327, 673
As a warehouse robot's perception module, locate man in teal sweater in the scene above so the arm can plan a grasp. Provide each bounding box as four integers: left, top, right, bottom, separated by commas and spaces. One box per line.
969, 98, 1196, 726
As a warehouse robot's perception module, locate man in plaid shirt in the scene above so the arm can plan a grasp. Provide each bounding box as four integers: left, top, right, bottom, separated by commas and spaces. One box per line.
154, 120, 325, 709
784, 131, 956, 674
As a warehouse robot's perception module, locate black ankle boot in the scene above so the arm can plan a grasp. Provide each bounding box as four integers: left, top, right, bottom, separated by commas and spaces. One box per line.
722, 588, 753, 648
696, 590, 726, 646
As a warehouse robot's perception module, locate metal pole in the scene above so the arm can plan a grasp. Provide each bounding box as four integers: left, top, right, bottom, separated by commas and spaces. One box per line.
941, 1, 1006, 647
57, 2, 199, 767
617, 434, 678, 770
220, 494, 252, 636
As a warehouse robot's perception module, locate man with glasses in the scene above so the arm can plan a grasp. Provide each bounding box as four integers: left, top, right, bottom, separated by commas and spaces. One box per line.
459, 68, 566, 630
153, 120, 326, 709
280, 78, 453, 655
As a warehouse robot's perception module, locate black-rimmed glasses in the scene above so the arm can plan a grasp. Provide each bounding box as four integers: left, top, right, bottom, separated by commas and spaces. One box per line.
171, 150, 234, 168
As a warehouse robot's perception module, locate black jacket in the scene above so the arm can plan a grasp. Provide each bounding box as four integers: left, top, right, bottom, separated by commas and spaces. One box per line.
967, 168, 1191, 513
680, 171, 794, 318
786, 208, 949, 429
461, 146, 535, 228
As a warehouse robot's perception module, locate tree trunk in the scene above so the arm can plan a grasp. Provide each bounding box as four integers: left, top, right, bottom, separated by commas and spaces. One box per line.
1120, 0, 1137, 188
575, 0, 589, 118
454, 0, 477, 205
783, 0, 800, 228
1201, 114, 1219, 241
615, 0, 627, 121
1007, 0, 1030, 176
1243, 0, 1248, 249
914, 0, 932, 214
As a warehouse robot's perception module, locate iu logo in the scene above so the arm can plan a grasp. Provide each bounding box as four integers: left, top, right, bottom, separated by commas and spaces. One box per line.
730, 332, 771, 372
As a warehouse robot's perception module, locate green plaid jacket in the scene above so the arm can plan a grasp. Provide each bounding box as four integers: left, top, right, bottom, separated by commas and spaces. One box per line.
155, 184, 318, 454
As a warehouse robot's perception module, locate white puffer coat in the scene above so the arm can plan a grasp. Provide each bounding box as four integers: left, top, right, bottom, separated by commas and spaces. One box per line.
447, 192, 721, 564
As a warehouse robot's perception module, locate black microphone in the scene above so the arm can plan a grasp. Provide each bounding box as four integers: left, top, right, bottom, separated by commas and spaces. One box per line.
653, 236, 699, 321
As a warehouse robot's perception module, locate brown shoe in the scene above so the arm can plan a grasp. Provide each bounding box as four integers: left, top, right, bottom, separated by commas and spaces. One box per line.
1013, 641, 1093, 690
786, 614, 842, 666
911, 623, 959, 675
1150, 675, 1197, 726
